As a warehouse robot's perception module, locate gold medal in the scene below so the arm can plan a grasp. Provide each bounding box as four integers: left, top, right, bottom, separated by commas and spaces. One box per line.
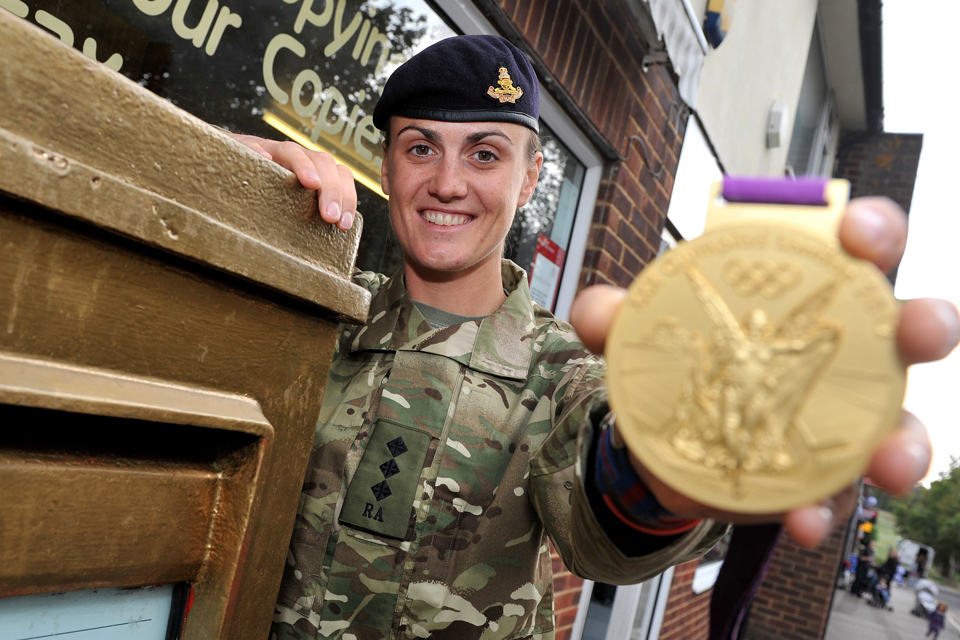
606, 179, 905, 513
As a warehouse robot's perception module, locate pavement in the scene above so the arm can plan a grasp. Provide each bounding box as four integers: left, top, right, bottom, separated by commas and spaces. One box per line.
824, 582, 960, 640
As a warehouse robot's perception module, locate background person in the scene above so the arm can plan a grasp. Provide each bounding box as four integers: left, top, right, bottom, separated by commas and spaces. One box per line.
927, 602, 947, 639
916, 547, 930, 579
852, 540, 876, 596
879, 547, 899, 584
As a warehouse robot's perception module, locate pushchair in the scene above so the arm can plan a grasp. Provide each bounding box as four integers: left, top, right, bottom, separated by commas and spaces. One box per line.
865, 572, 893, 611
912, 578, 939, 618
853, 564, 893, 610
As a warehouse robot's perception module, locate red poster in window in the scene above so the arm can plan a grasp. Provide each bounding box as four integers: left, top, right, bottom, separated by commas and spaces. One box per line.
528, 233, 566, 310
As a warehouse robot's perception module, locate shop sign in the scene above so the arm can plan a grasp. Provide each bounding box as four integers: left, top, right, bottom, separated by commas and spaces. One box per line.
528, 233, 565, 310
1, 0, 454, 195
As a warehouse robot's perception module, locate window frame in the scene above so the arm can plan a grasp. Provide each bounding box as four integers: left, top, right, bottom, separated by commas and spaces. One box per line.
570, 566, 677, 640
786, 14, 838, 177
432, 0, 604, 321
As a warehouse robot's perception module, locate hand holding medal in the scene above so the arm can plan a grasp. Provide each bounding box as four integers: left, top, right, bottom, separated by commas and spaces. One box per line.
570, 178, 959, 547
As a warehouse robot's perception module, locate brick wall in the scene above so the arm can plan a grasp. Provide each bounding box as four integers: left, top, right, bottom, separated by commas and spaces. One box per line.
742, 521, 847, 640
490, 0, 690, 636
550, 541, 586, 640
835, 132, 923, 285
658, 560, 712, 640
490, 0, 687, 289
579, 64, 685, 289
835, 132, 923, 212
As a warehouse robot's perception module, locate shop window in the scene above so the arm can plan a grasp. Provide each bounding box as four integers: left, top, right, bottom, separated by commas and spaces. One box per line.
507, 122, 585, 309
2, 0, 599, 313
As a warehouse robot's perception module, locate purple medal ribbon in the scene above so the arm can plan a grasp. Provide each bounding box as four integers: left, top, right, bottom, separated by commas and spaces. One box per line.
709, 524, 784, 640
722, 176, 830, 206
706, 176, 828, 639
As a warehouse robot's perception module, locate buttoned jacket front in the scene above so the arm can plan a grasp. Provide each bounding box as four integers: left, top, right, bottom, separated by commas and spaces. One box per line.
272, 262, 721, 640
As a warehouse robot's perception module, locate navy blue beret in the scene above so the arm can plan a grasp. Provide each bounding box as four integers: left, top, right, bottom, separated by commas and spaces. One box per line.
373, 35, 540, 134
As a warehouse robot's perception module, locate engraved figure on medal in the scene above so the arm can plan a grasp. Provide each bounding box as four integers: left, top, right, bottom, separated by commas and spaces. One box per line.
608, 221, 905, 513
663, 263, 843, 491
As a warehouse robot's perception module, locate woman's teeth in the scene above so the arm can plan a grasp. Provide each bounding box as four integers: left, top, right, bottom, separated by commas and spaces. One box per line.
422, 211, 470, 226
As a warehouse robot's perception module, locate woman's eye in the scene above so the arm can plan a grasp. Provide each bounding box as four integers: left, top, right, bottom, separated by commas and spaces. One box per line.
412, 144, 432, 156
475, 150, 496, 162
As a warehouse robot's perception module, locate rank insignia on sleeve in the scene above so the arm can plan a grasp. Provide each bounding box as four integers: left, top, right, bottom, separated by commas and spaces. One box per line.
487, 66, 523, 104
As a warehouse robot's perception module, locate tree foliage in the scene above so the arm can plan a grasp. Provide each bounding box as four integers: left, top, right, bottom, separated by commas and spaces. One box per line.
880, 457, 960, 579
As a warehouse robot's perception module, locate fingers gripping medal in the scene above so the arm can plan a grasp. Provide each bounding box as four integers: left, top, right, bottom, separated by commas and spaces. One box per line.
606, 178, 905, 513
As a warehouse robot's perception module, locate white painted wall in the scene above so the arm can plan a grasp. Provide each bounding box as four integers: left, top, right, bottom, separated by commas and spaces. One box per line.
667, 118, 721, 240
695, 0, 819, 175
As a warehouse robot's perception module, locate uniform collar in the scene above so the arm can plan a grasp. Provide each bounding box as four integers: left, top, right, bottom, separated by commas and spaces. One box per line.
346, 261, 536, 380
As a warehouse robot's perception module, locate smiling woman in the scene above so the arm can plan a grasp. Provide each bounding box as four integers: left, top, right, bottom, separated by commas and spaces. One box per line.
356, 117, 588, 314
379, 117, 542, 315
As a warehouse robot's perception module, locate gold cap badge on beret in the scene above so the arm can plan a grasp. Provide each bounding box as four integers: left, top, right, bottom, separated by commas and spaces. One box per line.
487, 67, 523, 104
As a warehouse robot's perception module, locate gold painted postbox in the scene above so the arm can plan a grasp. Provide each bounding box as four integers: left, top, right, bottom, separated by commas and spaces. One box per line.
0, 11, 369, 639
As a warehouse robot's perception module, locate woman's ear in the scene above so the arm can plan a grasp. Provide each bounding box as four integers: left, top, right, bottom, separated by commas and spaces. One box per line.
517, 151, 543, 208
380, 140, 391, 196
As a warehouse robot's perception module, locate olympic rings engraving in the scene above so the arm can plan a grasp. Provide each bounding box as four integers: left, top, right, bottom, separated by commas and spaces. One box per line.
721, 258, 802, 298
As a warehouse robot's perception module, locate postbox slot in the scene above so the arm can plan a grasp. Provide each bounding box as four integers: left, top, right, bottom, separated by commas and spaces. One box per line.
1, 404, 260, 474
0, 404, 264, 596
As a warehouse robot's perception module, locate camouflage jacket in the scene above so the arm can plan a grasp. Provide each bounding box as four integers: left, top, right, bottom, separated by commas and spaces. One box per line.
272, 262, 722, 640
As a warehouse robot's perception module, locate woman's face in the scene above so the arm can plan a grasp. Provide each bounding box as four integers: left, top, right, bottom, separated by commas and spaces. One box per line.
380, 117, 542, 279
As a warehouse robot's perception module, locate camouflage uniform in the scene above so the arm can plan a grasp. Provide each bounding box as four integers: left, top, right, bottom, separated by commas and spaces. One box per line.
272, 262, 723, 640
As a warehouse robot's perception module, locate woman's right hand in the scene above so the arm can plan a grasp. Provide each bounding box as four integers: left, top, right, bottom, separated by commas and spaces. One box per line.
228, 133, 358, 230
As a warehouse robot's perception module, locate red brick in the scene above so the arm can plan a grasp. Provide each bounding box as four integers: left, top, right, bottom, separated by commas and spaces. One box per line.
628, 205, 649, 237
562, 16, 589, 89
553, 588, 577, 611
622, 176, 647, 212
622, 247, 641, 275
597, 226, 624, 260
644, 91, 666, 129
569, 38, 596, 104
609, 183, 632, 217
580, 247, 600, 271
605, 0, 628, 37
579, 43, 604, 108
512, 0, 532, 32
639, 167, 657, 199
622, 148, 645, 186
543, 1, 572, 70
526, 0, 549, 43
653, 184, 669, 212
551, 555, 564, 574
614, 219, 641, 254
535, 0, 562, 56
586, 1, 612, 43
556, 607, 577, 629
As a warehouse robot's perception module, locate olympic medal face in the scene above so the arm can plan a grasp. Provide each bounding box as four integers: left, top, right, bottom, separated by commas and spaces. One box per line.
606, 223, 905, 513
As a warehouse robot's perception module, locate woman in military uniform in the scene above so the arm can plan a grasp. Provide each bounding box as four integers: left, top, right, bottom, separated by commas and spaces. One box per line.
231, 35, 958, 640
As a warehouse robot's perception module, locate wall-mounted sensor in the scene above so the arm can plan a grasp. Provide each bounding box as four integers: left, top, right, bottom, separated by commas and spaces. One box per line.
766, 100, 790, 148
